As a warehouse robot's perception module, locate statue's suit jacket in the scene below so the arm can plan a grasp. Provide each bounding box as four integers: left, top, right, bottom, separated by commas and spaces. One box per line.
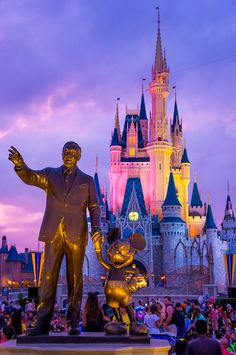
16, 165, 101, 244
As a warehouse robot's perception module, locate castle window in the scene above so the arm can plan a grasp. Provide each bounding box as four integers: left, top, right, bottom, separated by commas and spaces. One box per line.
129, 148, 135, 156
129, 137, 135, 145
159, 163, 161, 170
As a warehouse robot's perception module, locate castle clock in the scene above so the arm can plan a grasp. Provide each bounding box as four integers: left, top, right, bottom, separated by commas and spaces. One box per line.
128, 211, 139, 221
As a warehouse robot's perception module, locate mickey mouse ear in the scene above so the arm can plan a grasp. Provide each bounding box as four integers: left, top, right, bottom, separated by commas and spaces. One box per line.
107, 228, 121, 245
129, 233, 146, 250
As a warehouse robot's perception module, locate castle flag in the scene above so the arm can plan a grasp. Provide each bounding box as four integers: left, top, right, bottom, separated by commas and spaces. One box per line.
224, 253, 236, 287
31, 252, 44, 287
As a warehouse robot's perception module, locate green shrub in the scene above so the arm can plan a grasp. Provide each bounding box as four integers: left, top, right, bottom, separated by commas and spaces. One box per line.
216, 298, 236, 309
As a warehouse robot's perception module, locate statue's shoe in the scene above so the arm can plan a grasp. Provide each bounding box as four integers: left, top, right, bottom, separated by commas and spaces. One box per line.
26, 326, 49, 336
104, 321, 127, 335
68, 327, 81, 335
129, 322, 149, 335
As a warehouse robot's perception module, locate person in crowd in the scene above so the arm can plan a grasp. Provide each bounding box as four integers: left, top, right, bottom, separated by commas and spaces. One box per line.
135, 300, 145, 323
100, 303, 114, 327
220, 336, 232, 355
11, 308, 22, 335
82, 292, 102, 332
193, 306, 205, 323
211, 303, 219, 331
144, 305, 160, 335
156, 300, 166, 332
1, 325, 16, 341
185, 319, 223, 355
0, 311, 6, 330
163, 296, 177, 336
175, 302, 185, 339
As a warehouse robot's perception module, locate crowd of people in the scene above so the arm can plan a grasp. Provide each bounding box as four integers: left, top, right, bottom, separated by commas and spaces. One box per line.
134, 296, 236, 354
0, 294, 236, 354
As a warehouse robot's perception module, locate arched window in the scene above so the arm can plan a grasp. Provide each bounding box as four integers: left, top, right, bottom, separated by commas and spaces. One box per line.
135, 227, 144, 236
175, 241, 186, 270
123, 227, 132, 239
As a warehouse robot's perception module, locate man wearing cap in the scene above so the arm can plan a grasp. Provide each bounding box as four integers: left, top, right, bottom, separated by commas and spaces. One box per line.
8, 142, 102, 335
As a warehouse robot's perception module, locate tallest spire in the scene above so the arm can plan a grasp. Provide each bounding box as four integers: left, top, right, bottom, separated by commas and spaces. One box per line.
154, 8, 163, 75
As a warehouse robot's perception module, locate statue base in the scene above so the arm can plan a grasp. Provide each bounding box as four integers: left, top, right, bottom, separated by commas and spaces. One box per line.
17, 331, 150, 344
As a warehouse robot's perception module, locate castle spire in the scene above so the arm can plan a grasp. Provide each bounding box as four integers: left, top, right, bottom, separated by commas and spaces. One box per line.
171, 97, 182, 132
163, 47, 168, 71
205, 203, 217, 230
139, 80, 148, 120
181, 147, 190, 164
110, 128, 120, 146
190, 179, 203, 208
94, 170, 104, 206
114, 98, 121, 142
162, 172, 181, 207
223, 181, 235, 221
154, 7, 163, 76
95, 155, 98, 174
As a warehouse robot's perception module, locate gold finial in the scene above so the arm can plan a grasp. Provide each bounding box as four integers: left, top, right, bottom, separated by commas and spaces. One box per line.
194, 170, 197, 183
227, 180, 230, 195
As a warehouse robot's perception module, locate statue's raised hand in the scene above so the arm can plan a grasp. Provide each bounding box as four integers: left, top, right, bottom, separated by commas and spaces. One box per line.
8, 146, 25, 168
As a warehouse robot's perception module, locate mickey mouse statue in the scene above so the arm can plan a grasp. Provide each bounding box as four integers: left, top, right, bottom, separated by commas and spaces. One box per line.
92, 228, 148, 336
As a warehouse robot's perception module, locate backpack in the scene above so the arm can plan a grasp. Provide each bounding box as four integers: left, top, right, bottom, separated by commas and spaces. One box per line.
166, 305, 185, 327
174, 309, 185, 328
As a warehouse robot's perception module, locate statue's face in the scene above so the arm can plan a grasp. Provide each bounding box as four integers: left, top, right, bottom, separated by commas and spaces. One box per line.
62, 145, 81, 170
108, 240, 134, 269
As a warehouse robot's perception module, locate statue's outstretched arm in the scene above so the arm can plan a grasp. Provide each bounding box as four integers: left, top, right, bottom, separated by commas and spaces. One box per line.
8, 146, 48, 190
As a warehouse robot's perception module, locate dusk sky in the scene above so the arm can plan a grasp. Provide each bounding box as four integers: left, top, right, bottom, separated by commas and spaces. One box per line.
0, 0, 236, 251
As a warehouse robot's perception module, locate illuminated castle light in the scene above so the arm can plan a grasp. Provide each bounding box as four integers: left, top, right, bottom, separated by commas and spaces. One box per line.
88, 10, 234, 294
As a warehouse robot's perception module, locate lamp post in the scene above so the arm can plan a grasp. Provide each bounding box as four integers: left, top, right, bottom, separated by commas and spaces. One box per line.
160, 275, 166, 287
151, 272, 155, 287
101, 275, 106, 287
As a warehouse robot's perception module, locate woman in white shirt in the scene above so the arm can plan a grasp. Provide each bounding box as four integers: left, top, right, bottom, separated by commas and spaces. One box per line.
144, 305, 160, 334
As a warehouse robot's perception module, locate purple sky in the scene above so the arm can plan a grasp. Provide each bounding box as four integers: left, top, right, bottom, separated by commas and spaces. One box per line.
0, 0, 236, 251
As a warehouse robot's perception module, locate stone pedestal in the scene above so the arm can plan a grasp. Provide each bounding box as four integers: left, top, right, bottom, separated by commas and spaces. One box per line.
0, 337, 170, 355
17, 332, 150, 344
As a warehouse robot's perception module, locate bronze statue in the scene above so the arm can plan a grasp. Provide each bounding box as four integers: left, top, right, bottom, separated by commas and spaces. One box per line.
92, 228, 148, 335
8, 142, 102, 335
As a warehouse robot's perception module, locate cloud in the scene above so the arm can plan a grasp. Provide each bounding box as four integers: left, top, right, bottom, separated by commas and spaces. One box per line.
0, 203, 43, 250
0, 203, 43, 232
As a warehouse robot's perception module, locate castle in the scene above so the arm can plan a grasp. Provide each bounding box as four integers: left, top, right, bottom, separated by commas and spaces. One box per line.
86, 11, 236, 295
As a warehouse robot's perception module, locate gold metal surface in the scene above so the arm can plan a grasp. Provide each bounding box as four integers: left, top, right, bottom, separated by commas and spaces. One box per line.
92, 230, 148, 335
8, 143, 102, 332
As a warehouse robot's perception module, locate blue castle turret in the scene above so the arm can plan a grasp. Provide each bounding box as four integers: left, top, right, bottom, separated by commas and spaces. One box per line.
160, 172, 186, 276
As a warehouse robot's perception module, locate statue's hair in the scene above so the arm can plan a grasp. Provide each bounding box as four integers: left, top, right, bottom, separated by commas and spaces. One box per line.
63, 141, 81, 155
